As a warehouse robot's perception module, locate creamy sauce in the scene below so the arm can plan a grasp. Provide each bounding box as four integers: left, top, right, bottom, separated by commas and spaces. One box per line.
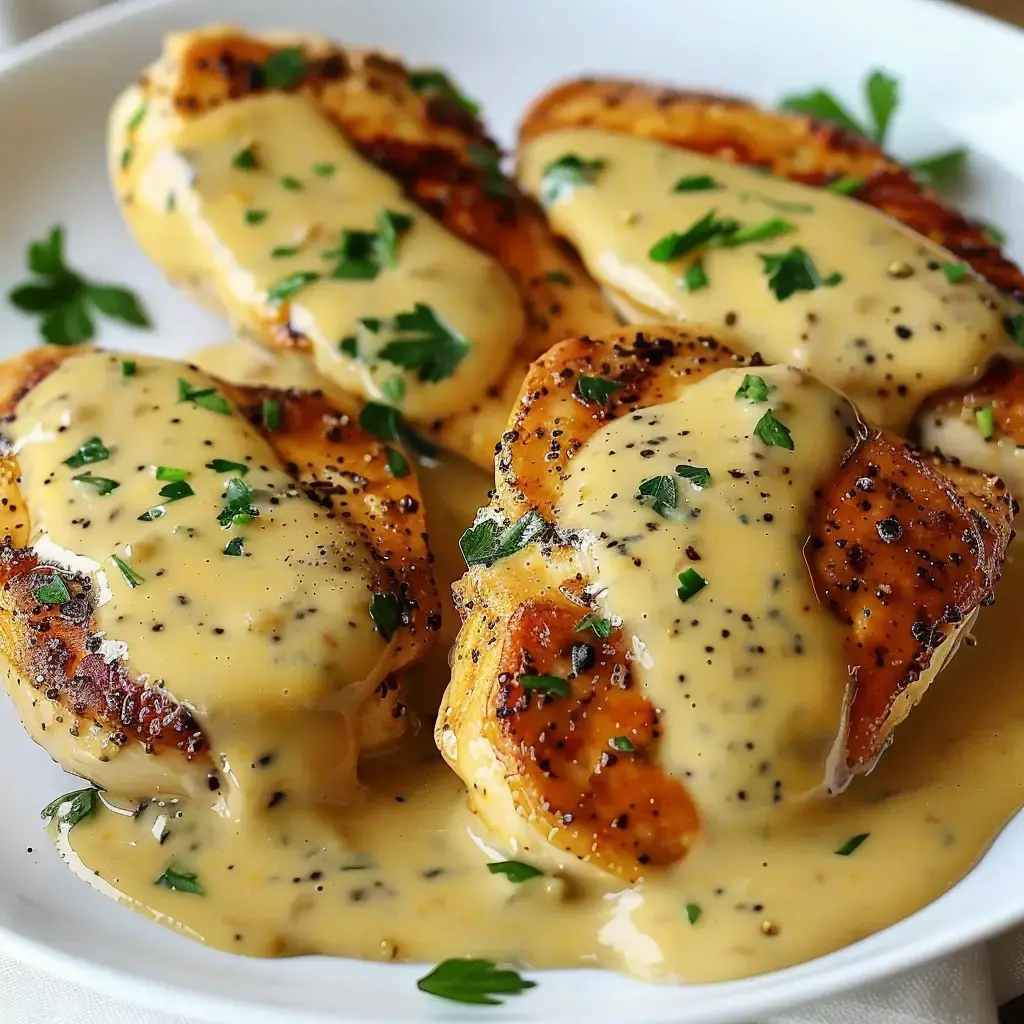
111, 87, 525, 422
23, 349, 1023, 984
517, 129, 1021, 432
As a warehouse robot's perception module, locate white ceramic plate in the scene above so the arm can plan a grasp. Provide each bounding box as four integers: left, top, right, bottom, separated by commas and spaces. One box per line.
2, 1, 1024, 1021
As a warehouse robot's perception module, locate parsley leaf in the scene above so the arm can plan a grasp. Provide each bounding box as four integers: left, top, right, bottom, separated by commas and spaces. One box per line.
111, 555, 144, 588
158, 480, 194, 502
673, 174, 721, 192
267, 270, 319, 303
270, 245, 300, 259
41, 787, 99, 829
520, 674, 569, 697
754, 409, 795, 450
121, 359, 137, 378
676, 464, 711, 489
487, 861, 542, 883
358, 402, 436, 460
637, 475, 678, 518
33, 574, 71, 606
976, 406, 995, 440
1008, 313, 1024, 347
261, 397, 283, 430
681, 259, 709, 292
374, 209, 414, 267
154, 864, 204, 896
73, 474, 120, 496
137, 507, 166, 523
386, 448, 410, 478
760, 246, 842, 301
715, 217, 795, 248
611, 736, 635, 753
467, 143, 511, 199
835, 833, 870, 856
575, 375, 622, 406
910, 148, 968, 188
460, 510, 550, 568
178, 379, 232, 415
63, 436, 110, 468
224, 537, 245, 557
540, 153, 606, 206
417, 958, 536, 1006
576, 613, 612, 637
325, 210, 413, 278
232, 145, 259, 170
650, 209, 737, 262
313, 162, 336, 178
155, 466, 188, 482
377, 304, 470, 382
407, 68, 480, 116
369, 592, 402, 641
217, 478, 259, 529
546, 270, 572, 285
865, 70, 899, 144
8, 226, 151, 345
677, 568, 707, 603
245, 209, 268, 226
263, 47, 306, 90
779, 88, 864, 134
735, 374, 770, 402
942, 262, 968, 283
205, 459, 249, 476
686, 902, 703, 925
382, 374, 406, 404
828, 176, 864, 196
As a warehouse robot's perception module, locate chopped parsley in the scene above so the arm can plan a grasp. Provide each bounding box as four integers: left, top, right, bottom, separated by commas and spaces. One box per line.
375, 209, 414, 267
358, 402, 436, 459
121, 358, 136, 378
377, 304, 470, 382
983, 221, 1008, 246
63, 436, 110, 468
232, 145, 258, 170
546, 270, 572, 285
637, 475, 678, 518
312, 162, 336, 178
754, 409, 795, 450
780, 88, 864, 135
324, 210, 413, 278
280, 175, 303, 191
137, 507, 165, 523
835, 833, 870, 856
33, 575, 71, 606
681, 259, 709, 292
263, 47, 306, 90
205, 459, 249, 476
369, 592, 402, 641
72, 473, 119, 496
828, 176, 864, 196
8, 226, 151, 345
760, 246, 842, 301
125, 103, 148, 133
245, 209, 268, 226
741, 192, 814, 214
41, 787, 99, 829
407, 68, 480, 116
677, 568, 707, 603
261, 397, 283, 430
1008, 314, 1024, 347
224, 538, 245, 557
676, 464, 711, 489
271, 245, 301, 259
416, 958, 535, 1006
487, 861, 542, 883
576, 613, 612, 638
386, 448, 410, 477
649, 209, 736, 262
339, 317, 381, 355
735, 374, 770, 403
716, 217, 795, 248
611, 736, 635, 753
267, 270, 319, 304
540, 153, 606, 206
673, 174, 721, 192
382, 375, 406, 404
155, 466, 188, 482
685, 902, 703, 925
942, 262, 968, 283
575, 375, 622, 406
178, 379, 232, 415
217, 478, 259, 529
520, 674, 569, 697
158, 480, 194, 502
459, 510, 550, 568
911, 148, 967, 188
976, 406, 995, 440
154, 864, 204, 896
467, 143, 511, 199
111, 555, 144, 588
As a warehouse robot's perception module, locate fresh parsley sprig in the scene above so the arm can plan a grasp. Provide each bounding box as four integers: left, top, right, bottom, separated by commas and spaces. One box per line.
460, 510, 550, 568
377, 304, 470, 383
540, 153, 606, 206
8, 227, 151, 346
417, 958, 536, 1006
41, 787, 99, 829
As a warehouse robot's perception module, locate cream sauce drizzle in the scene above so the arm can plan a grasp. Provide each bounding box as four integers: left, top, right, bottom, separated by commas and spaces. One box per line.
111, 88, 525, 422
517, 129, 1020, 432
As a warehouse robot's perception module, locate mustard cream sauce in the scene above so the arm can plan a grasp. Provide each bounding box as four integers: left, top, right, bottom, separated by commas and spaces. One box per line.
517, 129, 1022, 433
25, 347, 1024, 985
110, 85, 525, 423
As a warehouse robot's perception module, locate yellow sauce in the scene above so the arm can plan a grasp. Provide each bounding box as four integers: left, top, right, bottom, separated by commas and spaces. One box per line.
110, 86, 525, 422
517, 129, 1020, 433
11, 347, 1018, 986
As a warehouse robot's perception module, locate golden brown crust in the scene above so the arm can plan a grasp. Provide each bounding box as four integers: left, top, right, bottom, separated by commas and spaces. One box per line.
138, 28, 618, 467
518, 78, 1024, 303
0, 347, 440, 774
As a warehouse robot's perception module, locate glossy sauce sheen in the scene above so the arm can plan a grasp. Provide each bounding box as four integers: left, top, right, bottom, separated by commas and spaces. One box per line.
112, 89, 525, 421
39, 346, 1024, 983
517, 129, 1019, 431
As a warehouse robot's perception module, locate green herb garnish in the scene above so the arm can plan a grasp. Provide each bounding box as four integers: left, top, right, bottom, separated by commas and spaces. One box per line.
154, 864, 204, 896
382, 375, 406, 404
205, 459, 249, 476
33, 575, 71, 606
911, 148, 967, 188
487, 861, 542, 883
386, 448, 410, 477
155, 466, 188, 482
649, 209, 737, 262
178, 379, 232, 415
121, 358, 136, 378
637, 475, 678, 518
716, 217, 795, 247
941, 262, 968, 283
686, 902, 703, 925
735, 374, 770, 402
63, 436, 110, 468
270, 245, 300, 259
835, 833, 870, 856
677, 568, 707, 603
459, 510, 550, 568
576, 614, 612, 637
261, 397, 283, 430
754, 409, 795, 450
375, 209, 414, 267
245, 209, 268, 226
158, 480, 194, 502
827, 176, 864, 196
217, 478, 259, 529
126, 103, 148, 133
224, 537, 245, 557
575, 375, 622, 406
673, 174, 721, 192
546, 270, 572, 285
741, 192, 814, 214
232, 145, 258, 170
111, 555, 144, 588
976, 406, 995, 440
611, 736, 635, 753
267, 270, 319, 304
520, 674, 569, 697
377, 304, 470, 383
676, 464, 711, 489
407, 68, 480, 116
358, 402, 436, 459
540, 153, 606, 206
1008, 314, 1024, 347
8, 226, 151, 345
760, 246, 842, 301
312, 162, 336, 178
280, 175, 303, 191
467, 143, 511, 199
41, 787, 99, 829
369, 592, 402, 641
137, 507, 165, 523
72, 474, 120, 496
263, 47, 306, 90
681, 259, 709, 292
416, 958, 535, 1006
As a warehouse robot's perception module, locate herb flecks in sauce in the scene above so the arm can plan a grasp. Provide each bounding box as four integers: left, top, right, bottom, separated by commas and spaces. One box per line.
487, 861, 543, 883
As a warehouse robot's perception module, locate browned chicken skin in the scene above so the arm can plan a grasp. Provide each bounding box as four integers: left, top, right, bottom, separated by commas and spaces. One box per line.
441, 326, 1014, 881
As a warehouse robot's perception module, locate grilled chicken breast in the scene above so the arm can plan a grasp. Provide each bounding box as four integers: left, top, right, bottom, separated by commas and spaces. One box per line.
109, 26, 616, 469
437, 326, 1014, 882
516, 79, 1024, 491
0, 347, 439, 803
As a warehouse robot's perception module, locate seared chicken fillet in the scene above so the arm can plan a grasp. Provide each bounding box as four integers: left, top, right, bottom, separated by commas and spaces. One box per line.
516, 79, 1024, 489
109, 26, 616, 469
437, 326, 1013, 881
0, 348, 439, 802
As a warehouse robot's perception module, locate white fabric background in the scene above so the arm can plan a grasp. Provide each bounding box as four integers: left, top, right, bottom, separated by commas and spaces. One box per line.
0, 1, 1023, 1022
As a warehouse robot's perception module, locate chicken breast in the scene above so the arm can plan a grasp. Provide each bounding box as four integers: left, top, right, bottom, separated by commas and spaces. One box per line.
437, 326, 1013, 881
0, 347, 439, 804
516, 79, 1024, 489
108, 26, 617, 469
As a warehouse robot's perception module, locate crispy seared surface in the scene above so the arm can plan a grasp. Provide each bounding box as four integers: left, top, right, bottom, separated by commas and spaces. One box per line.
123, 27, 617, 467
519, 78, 1024, 303
0, 347, 439, 780
441, 326, 1014, 879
